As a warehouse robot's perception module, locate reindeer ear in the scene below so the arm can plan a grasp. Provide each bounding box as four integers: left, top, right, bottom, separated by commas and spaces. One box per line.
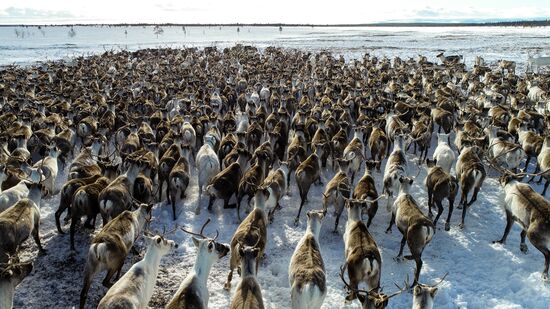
413, 285, 422, 296
430, 287, 438, 297
192, 236, 200, 247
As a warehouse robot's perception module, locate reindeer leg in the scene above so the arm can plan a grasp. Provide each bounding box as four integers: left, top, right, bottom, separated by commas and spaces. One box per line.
394, 233, 407, 261
524, 155, 532, 172
413, 254, 423, 283
70, 217, 78, 251
295, 186, 306, 226
445, 197, 454, 231
366, 202, 378, 228
80, 264, 97, 309
55, 206, 66, 234
520, 230, 529, 253
224, 269, 234, 291
102, 267, 117, 288
207, 195, 215, 212
333, 211, 342, 233
467, 187, 481, 206
427, 190, 434, 218
527, 230, 550, 281
433, 200, 444, 228
494, 210, 514, 244
171, 196, 177, 221
236, 194, 243, 221
459, 192, 468, 229
32, 221, 45, 253
542, 179, 550, 196
385, 212, 395, 234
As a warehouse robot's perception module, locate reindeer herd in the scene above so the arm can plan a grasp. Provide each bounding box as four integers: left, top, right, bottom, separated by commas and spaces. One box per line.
0, 45, 549, 309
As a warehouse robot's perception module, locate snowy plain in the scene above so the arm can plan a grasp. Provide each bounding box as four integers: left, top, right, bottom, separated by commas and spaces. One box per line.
2, 25, 550, 309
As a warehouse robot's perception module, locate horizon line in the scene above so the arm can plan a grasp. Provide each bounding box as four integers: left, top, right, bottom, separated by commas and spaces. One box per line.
1, 19, 550, 27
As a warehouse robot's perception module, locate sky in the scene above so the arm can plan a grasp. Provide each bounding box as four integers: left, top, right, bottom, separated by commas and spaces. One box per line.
0, 0, 549, 24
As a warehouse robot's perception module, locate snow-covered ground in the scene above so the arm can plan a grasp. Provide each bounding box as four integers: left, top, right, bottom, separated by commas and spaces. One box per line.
12, 130, 550, 309
1, 25, 550, 70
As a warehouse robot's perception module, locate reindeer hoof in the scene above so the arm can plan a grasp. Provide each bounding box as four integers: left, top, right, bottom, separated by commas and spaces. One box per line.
393, 256, 404, 262
293, 218, 300, 226
457, 204, 463, 210
458, 223, 465, 229
428, 212, 433, 219
385, 228, 392, 234
223, 283, 231, 291
194, 208, 201, 215
444, 223, 451, 231
520, 244, 528, 253
542, 274, 549, 282
493, 240, 503, 244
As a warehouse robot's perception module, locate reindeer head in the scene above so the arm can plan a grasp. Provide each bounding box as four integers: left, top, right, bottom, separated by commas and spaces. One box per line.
0, 259, 33, 287
237, 244, 261, 277
398, 176, 414, 192
144, 235, 178, 256
183, 219, 229, 261
306, 209, 326, 237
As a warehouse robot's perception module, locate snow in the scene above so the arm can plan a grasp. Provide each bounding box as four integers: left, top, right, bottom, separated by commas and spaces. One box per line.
12, 130, 550, 309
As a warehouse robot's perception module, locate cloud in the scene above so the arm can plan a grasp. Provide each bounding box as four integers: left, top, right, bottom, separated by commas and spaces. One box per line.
0, 7, 76, 22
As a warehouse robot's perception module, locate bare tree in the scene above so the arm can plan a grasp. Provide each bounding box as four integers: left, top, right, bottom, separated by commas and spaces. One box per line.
153, 25, 164, 38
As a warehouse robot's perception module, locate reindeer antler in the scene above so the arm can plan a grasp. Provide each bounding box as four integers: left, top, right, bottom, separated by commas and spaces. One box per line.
180, 218, 218, 240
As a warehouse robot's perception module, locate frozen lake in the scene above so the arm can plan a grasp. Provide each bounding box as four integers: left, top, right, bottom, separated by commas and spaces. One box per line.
1, 25, 550, 68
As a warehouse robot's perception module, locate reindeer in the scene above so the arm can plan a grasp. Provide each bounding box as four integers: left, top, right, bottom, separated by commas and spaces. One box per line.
229, 244, 265, 309
166, 219, 230, 309
517, 124, 543, 172
456, 146, 486, 228
493, 175, 550, 281
343, 126, 365, 183
196, 134, 221, 214
432, 133, 456, 174
294, 146, 322, 225
485, 125, 525, 172
383, 135, 408, 213
343, 199, 382, 302
535, 136, 550, 195
70, 177, 111, 251
98, 161, 142, 225
286, 128, 308, 187
289, 210, 327, 309
262, 162, 289, 222
386, 176, 434, 283
368, 126, 388, 171
353, 161, 383, 227
0, 169, 37, 213
322, 160, 351, 232
0, 182, 44, 264
237, 152, 269, 221
168, 146, 191, 220
0, 259, 33, 309
339, 265, 406, 309
79, 204, 152, 309
425, 159, 458, 231
55, 174, 102, 234
158, 142, 183, 202
225, 189, 269, 290
32, 146, 59, 196
97, 235, 177, 309
206, 162, 242, 212
409, 274, 448, 309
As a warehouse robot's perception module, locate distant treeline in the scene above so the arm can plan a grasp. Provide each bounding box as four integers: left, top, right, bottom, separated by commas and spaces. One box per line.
2, 20, 550, 28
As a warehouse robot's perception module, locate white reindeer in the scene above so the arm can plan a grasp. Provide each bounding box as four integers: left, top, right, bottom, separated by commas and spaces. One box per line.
97, 235, 177, 309
195, 135, 221, 214
432, 133, 456, 174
